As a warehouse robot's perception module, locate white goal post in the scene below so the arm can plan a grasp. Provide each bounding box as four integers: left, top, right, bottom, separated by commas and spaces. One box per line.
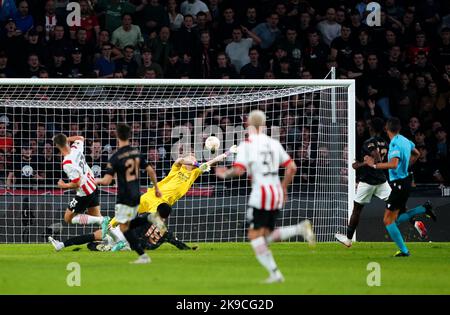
0, 78, 355, 243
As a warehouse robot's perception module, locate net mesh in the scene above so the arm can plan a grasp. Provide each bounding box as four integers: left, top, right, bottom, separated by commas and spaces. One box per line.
0, 80, 353, 243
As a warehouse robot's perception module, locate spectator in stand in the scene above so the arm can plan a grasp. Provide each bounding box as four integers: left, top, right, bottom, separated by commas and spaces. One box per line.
411, 145, 435, 183
406, 31, 431, 64
40, 141, 61, 186
14, 0, 34, 35
404, 116, 421, 140
252, 12, 281, 51
94, 43, 115, 78
297, 11, 312, 47
180, 0, 211, 22
240, 47, 264, 79
6, 142, 43, 189
67, 47, 93, 78
362, 53, 391, 119
225, 26, 261, 74
95, 30, 123, 61
212, 52, 237, 79
0, 121, 13, 153
25, 28, 47, 63
37, 0, 61, 42
48, 49, 67, 78
47, 24, 72, 59
174, 14, 198, 56
115, 45, 139, 78
354, 29, 374, 57
85, 139, 108, 178
0, 51, 15, 78
69, 0, 99, 44
393, 73, 418, 126
193, 31, 216, 78
167, 0, 184, 32
96, 0, 137, 33
317, 7, 341, 47
146, 147, 170, 179
277, 27, 303, 70
0, 18, 27, 71
0, 0, 17, 23
73, 28, 96, 65
111, 14, 144, 50
22, 53, 42, 78
136, 0, 169, 36
137, 48, 163, 78
217, 7, 240, 48
330, 23, 354, 71
146, 26, 174, 72
303, 29, 329, 78
242, 6, 259, 31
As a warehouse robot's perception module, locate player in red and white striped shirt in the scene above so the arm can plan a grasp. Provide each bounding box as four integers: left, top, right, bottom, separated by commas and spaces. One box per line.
216, 110, 316, 283
48, 134, 110, 251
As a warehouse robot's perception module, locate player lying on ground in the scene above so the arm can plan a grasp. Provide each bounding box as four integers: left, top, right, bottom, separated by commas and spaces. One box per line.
216, 110, 315, 284
87, 205, 197, 252
49, 134, 109, 249
365, 117, 437, 257
106, 145, 238, 251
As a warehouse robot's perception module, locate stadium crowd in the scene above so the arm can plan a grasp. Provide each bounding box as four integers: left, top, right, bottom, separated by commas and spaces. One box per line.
0, 0, 449, 188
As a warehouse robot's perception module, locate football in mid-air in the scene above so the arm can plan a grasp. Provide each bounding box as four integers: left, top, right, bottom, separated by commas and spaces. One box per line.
205, 136, 220, 153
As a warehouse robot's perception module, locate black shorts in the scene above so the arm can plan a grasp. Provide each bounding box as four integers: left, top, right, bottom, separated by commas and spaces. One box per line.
68, 189, 100, 214
386, 176, 411, 213
246, 208, 279, 231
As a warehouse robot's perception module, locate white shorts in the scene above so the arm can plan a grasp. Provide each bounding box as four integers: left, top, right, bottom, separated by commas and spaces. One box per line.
115, 204, 138, 224
354, 181, 392, 204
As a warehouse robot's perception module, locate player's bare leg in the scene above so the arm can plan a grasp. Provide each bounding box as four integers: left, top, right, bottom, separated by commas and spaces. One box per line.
248, 228, 284, 284
335, 201, 364, 247
266, 220, 315, 247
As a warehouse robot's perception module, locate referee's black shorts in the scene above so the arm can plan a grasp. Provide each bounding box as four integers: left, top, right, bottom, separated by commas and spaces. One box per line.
386, 176, 412, 213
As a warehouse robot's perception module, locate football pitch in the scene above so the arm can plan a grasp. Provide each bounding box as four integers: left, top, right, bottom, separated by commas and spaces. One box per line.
1, 242, 450, 295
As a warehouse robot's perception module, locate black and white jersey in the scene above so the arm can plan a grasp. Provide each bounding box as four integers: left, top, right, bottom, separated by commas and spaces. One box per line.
105, 145, 149, 207
359, 136, 388, 185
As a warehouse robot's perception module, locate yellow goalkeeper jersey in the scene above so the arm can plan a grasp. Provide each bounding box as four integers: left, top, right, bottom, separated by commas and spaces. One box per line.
138, 163, 203, 214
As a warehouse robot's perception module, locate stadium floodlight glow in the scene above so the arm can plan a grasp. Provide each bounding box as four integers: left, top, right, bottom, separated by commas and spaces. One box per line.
0, 78, 355, 243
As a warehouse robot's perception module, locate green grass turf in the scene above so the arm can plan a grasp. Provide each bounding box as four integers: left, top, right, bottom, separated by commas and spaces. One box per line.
1, 242, 449, 295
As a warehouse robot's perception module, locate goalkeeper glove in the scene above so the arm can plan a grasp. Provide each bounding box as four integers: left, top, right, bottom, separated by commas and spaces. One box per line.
199, 163, 211, 173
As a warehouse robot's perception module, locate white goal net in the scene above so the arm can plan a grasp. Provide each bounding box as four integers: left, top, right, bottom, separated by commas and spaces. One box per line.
0, 79, 355, 243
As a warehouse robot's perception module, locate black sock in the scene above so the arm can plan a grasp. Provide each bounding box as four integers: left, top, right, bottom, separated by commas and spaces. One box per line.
124, 229, 145, 256
64, 234, 95, 247
346, 226, 356, 240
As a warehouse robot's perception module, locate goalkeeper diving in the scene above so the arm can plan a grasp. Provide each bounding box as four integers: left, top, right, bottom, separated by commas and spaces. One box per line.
50, 144, 238, 252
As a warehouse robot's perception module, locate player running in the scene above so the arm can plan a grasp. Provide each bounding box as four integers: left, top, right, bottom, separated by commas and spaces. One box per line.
95, 123, 161, 264
215, 110, 315, 284
365, 117, 436, 257
335, 118, 391, 247
48, 134, 109, 250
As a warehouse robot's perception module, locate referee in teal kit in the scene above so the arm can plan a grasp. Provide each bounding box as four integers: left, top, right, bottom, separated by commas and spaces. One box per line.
365, 117, 436, 256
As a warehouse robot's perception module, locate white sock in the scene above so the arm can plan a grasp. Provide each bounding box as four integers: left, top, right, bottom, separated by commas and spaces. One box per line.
71, 214, 103, 225
250, 236, 279, 276
266, 223, 303, 244
108, 226, 127, 242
